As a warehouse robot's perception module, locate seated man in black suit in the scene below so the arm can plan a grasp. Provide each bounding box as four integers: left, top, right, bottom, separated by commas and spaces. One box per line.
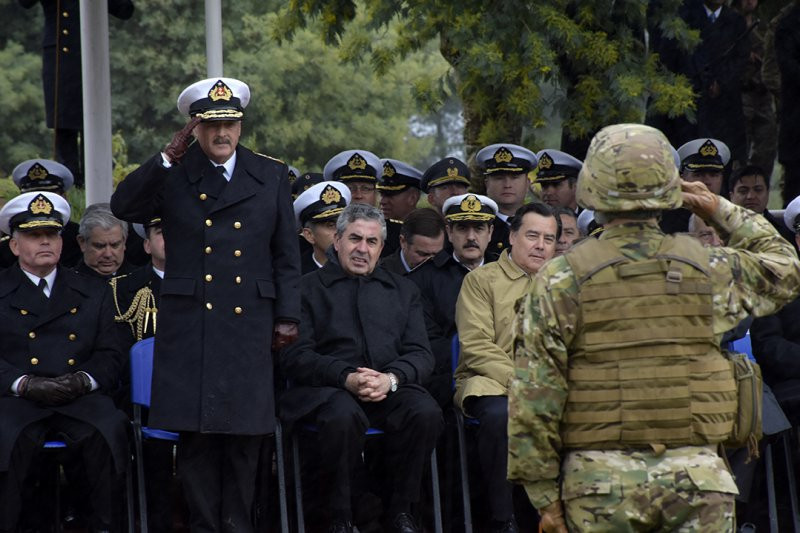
280, 203, 442, 533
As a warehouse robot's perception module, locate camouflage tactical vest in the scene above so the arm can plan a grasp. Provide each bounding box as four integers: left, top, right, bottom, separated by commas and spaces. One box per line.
561, 234, 737, 449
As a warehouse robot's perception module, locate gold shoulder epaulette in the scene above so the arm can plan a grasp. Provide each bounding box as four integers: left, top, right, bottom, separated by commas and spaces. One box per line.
0, 235, 10, 243
253, 151, 284, 164
389, 219, 404, 224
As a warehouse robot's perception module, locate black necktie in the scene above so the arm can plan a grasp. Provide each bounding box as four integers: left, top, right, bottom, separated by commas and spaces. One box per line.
215, 165, 226, 180
37, 278, 48, 298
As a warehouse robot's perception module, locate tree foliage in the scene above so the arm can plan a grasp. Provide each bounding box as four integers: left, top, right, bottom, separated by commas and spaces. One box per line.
273, 0, 701, 163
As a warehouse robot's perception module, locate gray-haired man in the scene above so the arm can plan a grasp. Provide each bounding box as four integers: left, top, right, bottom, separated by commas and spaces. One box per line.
75, 203, 133, 279
279, 203, 442, 533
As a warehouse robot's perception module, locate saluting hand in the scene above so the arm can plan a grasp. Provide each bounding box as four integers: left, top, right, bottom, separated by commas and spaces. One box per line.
164, 116, 202, 164
680, 180, 720, 220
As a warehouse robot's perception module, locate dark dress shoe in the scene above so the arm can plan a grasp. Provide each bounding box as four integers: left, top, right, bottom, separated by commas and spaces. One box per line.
491, 519, 520, 533
388, 512, 419, 533
328, 518, 354, 533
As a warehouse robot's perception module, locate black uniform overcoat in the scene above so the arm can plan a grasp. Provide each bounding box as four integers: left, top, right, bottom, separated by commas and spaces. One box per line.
110, 143, 301, 434
0, 265, 128, 472
278, 259, 433, 424
18, 0, 134, 129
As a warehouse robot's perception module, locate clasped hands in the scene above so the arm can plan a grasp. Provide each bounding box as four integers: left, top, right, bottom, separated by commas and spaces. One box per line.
19, 372, 91, 406
344, 367, 391, 402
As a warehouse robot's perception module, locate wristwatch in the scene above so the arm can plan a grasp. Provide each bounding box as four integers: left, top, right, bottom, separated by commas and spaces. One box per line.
387, 373, 398, 393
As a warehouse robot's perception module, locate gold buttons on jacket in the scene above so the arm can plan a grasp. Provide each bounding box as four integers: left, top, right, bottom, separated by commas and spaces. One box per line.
28, 332, 35, 339
234, 221, 241, 229
205, 219, 212, 227
205, 274, 213, 282
30, 358, 39, 365
62, 47, 69, 53
234, 250, 242, 257
206, 302, 213, 310
68, 334, 77, 341
62, 29, 69, 35
200, 193, 208, 201
234, 307, 242, 315
205, 246, 212, 254
62, 11, 68, 17
70, 308, 77, 314
20, 309, 28, 315
68, 359, 76, 366
235, 276, 242, 284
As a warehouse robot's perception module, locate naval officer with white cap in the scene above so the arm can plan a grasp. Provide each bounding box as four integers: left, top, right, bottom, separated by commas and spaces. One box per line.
111, 77, 301, 532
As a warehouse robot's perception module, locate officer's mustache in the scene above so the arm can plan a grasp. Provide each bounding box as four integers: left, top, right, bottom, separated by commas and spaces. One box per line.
464, 240, 480, 249
213, 136, 231, 145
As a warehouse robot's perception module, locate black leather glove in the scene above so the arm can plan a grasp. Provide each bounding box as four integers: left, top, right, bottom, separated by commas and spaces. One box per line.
54, 372, 92, 400
19, 376, 74, 406
272, 321, 299, 352
164, 116, 201, 164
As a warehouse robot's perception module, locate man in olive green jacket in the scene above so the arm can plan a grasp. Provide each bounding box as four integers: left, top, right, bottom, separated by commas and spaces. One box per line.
454, 202, 559, 533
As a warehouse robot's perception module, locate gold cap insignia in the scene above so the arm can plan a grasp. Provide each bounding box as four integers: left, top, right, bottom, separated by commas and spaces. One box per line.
320, 184, 342, 205
446, 167, 459, 178
348, 153, 367, 171
29, 194, 54, 215
538, 152, 553, 170
383, 162, 396, 178
460, 194, 482, 213
494, 147, 513, 164
699, 140, 718, 158
27, 163, 49, 181
208, 80, 233, 102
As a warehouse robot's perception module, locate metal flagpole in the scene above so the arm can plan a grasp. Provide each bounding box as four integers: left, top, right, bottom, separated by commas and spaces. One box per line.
205, 0, 224, 77
79, 2, 113, 204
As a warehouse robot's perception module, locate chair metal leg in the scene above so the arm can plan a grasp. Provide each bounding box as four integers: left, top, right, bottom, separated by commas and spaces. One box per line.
291, 433, 305, 533
275, 422, 289, 533
454, 409, 472, 533
125, 459, 135, 533
132, 408, 149, 533
781, 431, 800, 533
766, 441, 779, 533
430, 448, 442, 533
55, 463, 63, 533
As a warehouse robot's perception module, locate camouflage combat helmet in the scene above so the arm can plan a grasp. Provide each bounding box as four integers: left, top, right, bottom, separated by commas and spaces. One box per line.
577, 123, 682, 212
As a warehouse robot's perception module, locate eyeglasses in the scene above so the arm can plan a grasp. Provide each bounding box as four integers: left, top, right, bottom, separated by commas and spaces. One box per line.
348, 184, 376, 194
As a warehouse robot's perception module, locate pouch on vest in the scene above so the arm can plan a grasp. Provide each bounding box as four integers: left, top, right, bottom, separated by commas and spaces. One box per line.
723, 350, 763, 460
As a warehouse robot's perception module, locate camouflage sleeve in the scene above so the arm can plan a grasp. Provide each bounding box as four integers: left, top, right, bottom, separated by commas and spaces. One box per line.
508, 259, 577, 509
707, 198, 800, 334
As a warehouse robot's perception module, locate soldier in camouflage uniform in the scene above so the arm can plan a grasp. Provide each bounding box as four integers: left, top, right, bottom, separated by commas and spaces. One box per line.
508, 123, 800, 532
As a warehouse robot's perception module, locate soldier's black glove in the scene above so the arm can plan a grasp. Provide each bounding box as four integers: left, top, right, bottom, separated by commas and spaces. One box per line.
272, 321, 299, 352
163, 116, 202, 164
54, 372, 92, 400
18, 376, 74, 406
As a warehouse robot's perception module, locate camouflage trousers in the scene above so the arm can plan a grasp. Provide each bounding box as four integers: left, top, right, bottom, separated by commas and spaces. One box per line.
561, 446, 738, 532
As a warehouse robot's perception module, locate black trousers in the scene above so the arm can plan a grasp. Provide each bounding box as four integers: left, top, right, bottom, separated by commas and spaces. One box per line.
0, 413, 117, 531
176, 432, 263, 533
303, 386, 443, 521
466, 395, 514, 522
55, 128, 83, 188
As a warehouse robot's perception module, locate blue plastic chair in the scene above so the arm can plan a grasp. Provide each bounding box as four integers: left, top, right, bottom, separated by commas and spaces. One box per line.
129, 337, 289, 533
